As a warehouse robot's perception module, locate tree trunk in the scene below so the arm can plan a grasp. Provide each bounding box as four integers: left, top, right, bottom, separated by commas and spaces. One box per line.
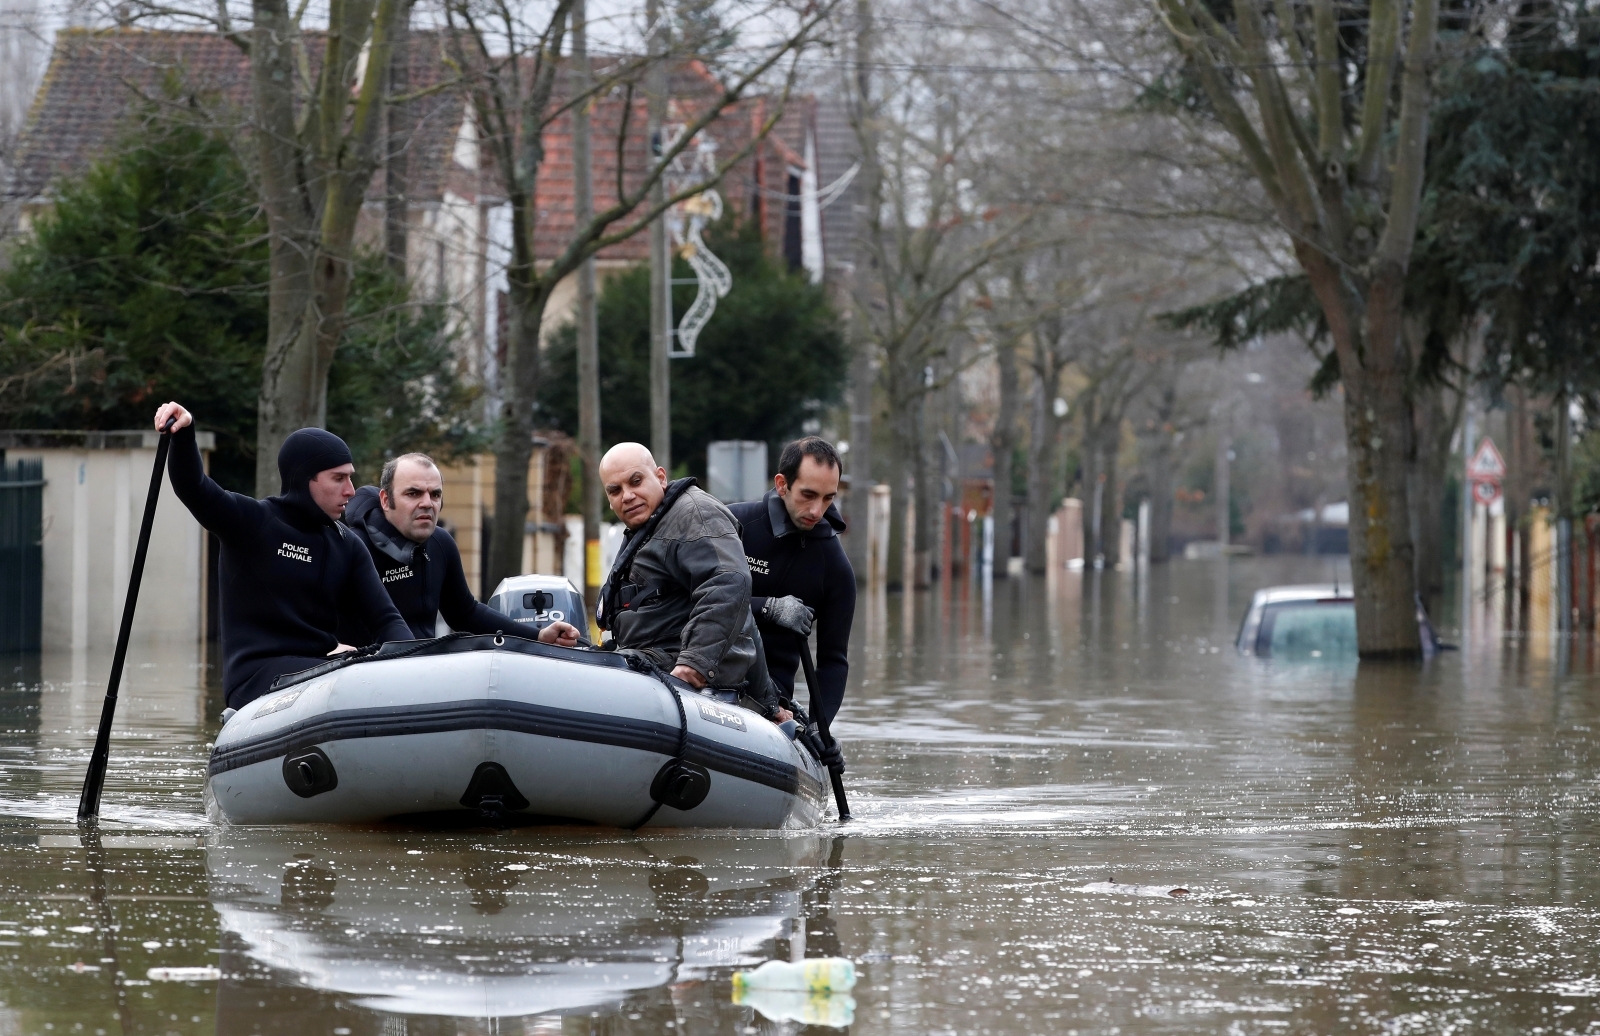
249, 0, 405, 494
1079, 404, 1100, 559
911, 396, 933, 587
1024, 366, 1062, 574
1309, 257, 1421, 656
485, 268, 552, 590
990, 340, 1020, 576
884, 397, 916, 589
1098, 431, 1120, 568
1148, 431, 1174, 563
1504, 385, 1529, 621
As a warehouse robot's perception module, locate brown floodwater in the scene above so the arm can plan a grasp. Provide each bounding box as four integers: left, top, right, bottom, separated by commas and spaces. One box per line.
2, 555, 1598, 1035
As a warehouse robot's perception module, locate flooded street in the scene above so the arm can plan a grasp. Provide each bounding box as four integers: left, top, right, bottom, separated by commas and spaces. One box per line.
3, 556, 1599, 1034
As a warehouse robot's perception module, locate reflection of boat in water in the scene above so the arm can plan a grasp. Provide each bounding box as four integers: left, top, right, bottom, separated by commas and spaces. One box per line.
207, 829, 839, 1021
206, 636, 826, 829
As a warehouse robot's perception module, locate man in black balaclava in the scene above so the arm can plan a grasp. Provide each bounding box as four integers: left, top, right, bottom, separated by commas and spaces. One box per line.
155, 401, 412, 709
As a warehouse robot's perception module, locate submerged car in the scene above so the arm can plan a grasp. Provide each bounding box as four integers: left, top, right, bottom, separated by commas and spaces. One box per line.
1236, 584, 1440, 660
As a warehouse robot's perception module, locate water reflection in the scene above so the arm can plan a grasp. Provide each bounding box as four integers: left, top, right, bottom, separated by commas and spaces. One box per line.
209, 831, 839, 1025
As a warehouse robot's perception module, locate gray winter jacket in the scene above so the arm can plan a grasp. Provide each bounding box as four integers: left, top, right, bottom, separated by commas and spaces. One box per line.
603, 481, 762, 690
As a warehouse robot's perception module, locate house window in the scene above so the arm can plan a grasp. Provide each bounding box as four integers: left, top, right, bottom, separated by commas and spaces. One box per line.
783, 172, 803, 271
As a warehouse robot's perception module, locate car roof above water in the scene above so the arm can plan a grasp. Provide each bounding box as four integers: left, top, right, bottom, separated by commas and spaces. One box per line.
1249, 584, 1352, 606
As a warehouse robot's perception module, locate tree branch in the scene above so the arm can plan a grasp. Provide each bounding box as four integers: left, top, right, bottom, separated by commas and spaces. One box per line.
1373, 0, 1438, 267
1353, 0, 1401, 186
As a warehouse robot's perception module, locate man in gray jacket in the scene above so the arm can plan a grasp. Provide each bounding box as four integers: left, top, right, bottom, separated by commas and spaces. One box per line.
595, 442, 785, 719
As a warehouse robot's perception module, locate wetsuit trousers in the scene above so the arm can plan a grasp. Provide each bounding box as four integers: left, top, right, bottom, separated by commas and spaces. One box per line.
228, 655, 329, 709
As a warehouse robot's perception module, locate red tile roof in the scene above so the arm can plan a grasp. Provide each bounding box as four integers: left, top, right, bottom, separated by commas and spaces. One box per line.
6, 28, 814, 266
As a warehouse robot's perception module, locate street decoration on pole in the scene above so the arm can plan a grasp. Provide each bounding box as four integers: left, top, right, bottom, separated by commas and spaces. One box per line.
663, 118, 731, 357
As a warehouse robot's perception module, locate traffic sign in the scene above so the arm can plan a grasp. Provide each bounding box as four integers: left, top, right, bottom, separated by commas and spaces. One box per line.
1467, 437, 1505, 482
1471, 480, 1501, 507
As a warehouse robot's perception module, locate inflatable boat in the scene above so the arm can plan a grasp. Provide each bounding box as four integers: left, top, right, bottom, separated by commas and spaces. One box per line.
205, 634, 827, 828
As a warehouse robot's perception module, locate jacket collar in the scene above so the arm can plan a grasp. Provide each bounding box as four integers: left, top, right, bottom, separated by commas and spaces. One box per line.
362, 505, 422, 564
766, 490, 798, 538
267, 493, 337, 533
344, 485, 421, 564
764, 489, 843, 539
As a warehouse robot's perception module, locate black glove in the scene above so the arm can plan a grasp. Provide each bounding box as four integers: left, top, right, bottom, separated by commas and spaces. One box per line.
763, 595, 815, 636
819, 738, 845, 775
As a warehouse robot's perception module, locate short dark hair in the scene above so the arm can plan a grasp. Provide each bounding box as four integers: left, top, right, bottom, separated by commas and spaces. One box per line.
380, 452, 438, 501
777, 436, 840, 486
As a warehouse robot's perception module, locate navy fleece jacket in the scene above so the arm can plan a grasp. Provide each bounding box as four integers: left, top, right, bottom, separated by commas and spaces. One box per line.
728, 491, 856, 726
337, 485, 518, 642
166, 426, 409, 704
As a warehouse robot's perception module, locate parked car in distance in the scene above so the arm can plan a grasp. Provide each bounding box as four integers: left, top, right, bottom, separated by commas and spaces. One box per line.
1236, 584, 1441, 660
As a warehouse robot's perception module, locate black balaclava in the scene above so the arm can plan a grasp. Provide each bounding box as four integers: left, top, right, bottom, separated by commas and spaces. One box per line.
274, 427, 354, 523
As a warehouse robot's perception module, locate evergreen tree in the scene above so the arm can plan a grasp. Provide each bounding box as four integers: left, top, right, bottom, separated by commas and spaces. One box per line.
538, 219, 847, 482
0, 110, 483, 491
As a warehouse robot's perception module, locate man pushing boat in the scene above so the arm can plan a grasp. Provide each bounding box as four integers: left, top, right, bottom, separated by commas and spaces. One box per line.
596, 442, 788, 721
729, 436, 854, 777
153, 403, 573, 709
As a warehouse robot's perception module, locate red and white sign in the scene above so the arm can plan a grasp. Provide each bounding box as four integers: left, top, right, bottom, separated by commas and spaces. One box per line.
1467, 437, 1506, 482
1471, 480, 1501, 507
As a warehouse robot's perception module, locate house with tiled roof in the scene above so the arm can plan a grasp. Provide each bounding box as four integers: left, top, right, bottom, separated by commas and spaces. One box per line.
3, 27, 857, 395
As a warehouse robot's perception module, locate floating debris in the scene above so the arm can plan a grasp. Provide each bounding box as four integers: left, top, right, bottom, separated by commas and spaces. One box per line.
1075, 881, 1191, 898
731, 958, 856, 993
732, 987, 856, 1027
147, 967, 221, 982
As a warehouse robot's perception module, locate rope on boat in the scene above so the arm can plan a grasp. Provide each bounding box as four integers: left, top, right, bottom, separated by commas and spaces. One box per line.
625, 653, 693, 830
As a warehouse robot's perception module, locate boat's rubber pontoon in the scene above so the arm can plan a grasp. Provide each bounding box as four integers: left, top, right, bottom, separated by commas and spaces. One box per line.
206, 635, 826, 828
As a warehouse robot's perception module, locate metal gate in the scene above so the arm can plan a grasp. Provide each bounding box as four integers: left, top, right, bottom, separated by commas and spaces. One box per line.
0, 457, 43, 652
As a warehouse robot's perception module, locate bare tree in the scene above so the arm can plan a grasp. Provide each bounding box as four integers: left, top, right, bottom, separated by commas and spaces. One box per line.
843, 7, 1043, 587
441, 0, 837, 589
1132, 344, 1216, 562
109, 0, 420, 491
1150, 0, 1441, 655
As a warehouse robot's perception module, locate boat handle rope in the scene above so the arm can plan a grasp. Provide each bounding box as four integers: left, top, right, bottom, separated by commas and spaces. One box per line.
625, 654, 692, 831
268, 630, 505, 693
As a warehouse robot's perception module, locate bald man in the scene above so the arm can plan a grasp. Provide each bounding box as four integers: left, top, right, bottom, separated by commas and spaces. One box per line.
596, 443, 783, 719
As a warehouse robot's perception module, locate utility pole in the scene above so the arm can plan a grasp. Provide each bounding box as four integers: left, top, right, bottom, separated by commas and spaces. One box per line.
646, 0, 672, 470
845, 0, 879, 578
573, 0, 602, 620
384, 1, 412, 275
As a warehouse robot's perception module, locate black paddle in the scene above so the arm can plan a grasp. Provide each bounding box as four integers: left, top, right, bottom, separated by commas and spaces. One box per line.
796, 635, 851, 822
77, 417, 176, 823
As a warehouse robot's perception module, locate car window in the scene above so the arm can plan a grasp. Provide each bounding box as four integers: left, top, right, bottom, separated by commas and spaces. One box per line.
1259, 601, 1357, 660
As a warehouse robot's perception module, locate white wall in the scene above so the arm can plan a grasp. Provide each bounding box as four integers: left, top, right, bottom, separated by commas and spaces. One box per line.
7, 432, 211, 651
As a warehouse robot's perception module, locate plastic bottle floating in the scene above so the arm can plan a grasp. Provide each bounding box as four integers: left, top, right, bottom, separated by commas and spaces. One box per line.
732, 987, 856, 1027
731, 957, 857, 993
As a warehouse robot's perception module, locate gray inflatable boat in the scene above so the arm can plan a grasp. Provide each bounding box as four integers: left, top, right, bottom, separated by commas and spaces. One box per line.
205, 635, 827, 828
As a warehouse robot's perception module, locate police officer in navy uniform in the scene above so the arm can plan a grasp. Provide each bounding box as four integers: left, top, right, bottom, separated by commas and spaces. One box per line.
727, 437, 856, 774
155, 401, 412, 709
337, 452, 580, 646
